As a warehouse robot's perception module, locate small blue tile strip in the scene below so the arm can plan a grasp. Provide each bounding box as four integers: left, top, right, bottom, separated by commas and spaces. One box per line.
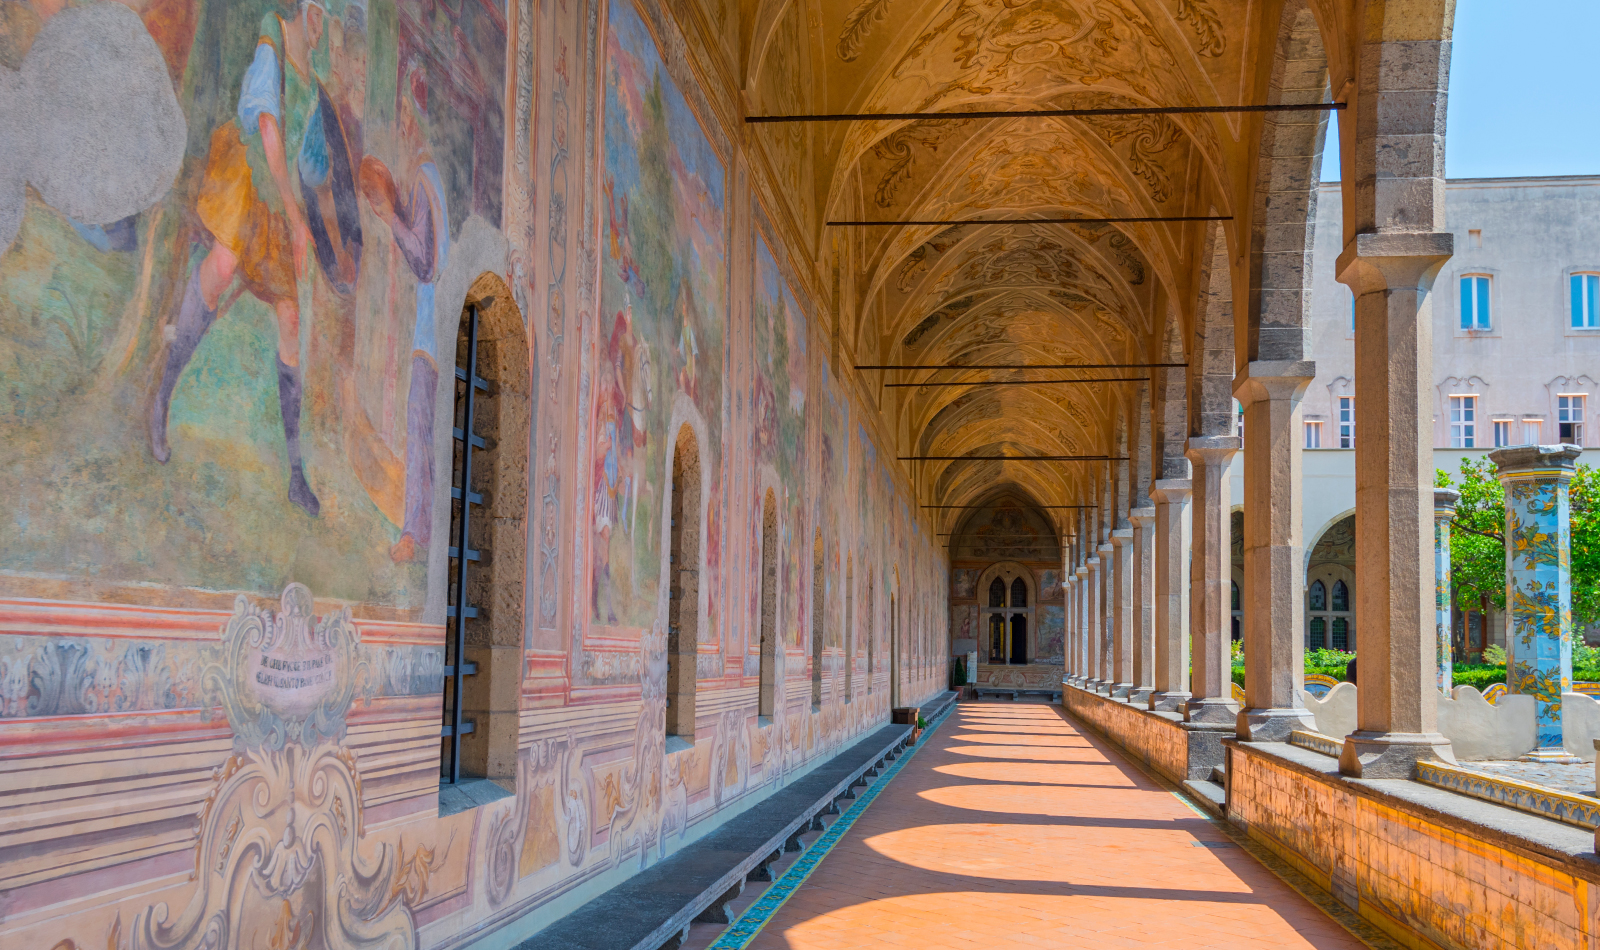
706, 704, 958, 949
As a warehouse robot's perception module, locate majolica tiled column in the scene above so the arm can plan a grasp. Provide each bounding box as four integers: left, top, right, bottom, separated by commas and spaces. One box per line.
1185, 436, 1240, 724
1110, 527, 1134, 697
1492, 444, 1582, 761
1130, 506, 1156, 706
1433, 488, 1460, 693
1149, 479, 1191, 711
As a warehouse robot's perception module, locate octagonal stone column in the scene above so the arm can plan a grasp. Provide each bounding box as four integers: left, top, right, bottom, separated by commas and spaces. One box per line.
1433, 488, 1460, 693
1492, 444, 1582, 762
1149, 479, 1191, 711
1336, 232, 1456, 778
1130, 507, 1157, 706
1235, 363, 1317, 741
1185, 436, 1240, 724
1110, 527, 1135, 697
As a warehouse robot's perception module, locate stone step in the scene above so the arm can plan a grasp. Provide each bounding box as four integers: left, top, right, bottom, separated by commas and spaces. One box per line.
1182, 779, 1227, 818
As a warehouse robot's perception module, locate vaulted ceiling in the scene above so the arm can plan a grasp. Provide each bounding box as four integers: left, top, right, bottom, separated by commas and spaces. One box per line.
717, 0, 1334, 533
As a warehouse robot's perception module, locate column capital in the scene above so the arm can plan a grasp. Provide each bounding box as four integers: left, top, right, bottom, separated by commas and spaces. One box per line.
1490, 444, 1582, 482
1232, 360, 1317, 406
1129, 507, 1156, 526
1097, 542, 1114, 555
1433, 487, 1460, 521
1334, 230, 1454, 295
1185, 435, 1241, 465
1150, 478, 1191, 503
1075, 566, 1089, 578
1110, 527, 1133, 544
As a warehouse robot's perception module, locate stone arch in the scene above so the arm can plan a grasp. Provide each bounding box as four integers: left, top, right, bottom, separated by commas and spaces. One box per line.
1305, 512, 1356, 651
1245, 0, 1332, 365
1190, 220, 1235, 440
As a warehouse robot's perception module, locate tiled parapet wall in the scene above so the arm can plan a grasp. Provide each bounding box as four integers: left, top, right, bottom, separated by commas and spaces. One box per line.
1061, 685, 1191, 783
1228, 739, 1600, 949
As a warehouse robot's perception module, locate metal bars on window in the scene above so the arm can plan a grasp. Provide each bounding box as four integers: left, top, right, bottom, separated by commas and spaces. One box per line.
442, 303, 486, 785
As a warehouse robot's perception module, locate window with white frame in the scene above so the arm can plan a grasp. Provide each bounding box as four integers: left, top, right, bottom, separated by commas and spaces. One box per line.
1449, 395, 1477, 448
1337, 396, 1354, 448
1573, 274, 1600, 328
1524, 419, 1543, 444
1304, 421, 1322, 448
1559, 394, 1586, 444
1459, 275, 1491, 330
1493, 419, 1514, 447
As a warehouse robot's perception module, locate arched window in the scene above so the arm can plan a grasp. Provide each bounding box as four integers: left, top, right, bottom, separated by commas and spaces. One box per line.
1306, 576, 1353, 651
1011, 577, 1027, 608
1309, 580, 1326, 612
1009, 614, 1028, 664
988, 577, 1006, 608
440, 286, 529, 810
759, 490, 777, 719
666, 425, 701, 743
1331, 580, 1349, 612
1231, 580, 1241, 611
811, 526, 824, 710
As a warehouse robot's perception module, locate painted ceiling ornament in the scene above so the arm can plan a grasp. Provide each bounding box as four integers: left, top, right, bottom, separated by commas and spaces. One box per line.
837, 0, 898, 61
118, 584, 413, 950
1172, 0, 1226, 56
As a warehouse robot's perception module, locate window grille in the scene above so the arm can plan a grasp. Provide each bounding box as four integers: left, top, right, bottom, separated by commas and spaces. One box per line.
442, 303, 486, 786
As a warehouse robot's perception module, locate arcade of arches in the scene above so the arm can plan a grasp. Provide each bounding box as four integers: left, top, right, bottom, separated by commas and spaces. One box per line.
4, 0, 1593, 949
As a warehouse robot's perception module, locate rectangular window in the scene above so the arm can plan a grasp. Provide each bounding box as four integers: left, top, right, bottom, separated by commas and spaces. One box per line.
1304, 421, 1322, 449
1493, 420, 1513, 447
1524, 419, 1543, 444
1449, 395, 1477, 448
1459, 275, 1491, 330
1337, 396, 1354, 448
1559, 394, 1586, 444
1573, 274, 1600, 328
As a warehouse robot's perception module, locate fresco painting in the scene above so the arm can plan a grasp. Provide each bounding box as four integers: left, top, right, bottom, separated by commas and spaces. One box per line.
752, 235, 806, 644
591, 0, 726, 630
0, 2, 947, 948
0, 0, 506, 608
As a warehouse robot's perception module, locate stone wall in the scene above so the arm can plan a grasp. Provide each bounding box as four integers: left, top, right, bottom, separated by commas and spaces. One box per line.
1228, 741, 1600, 949
1063, 686, 1192, 785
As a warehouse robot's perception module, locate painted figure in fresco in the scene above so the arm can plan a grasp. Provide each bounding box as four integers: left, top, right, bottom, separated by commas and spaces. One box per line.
358, 69, 450, 562
148, 0, 336, 516
593, 298, 651, 623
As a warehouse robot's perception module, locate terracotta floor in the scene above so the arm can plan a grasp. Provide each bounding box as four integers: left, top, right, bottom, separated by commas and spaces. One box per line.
738, 701, 1369, 950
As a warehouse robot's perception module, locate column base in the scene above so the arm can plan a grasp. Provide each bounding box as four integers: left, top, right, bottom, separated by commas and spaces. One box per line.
1338, 731, 1456, 778
1148, 690, 1190, 712
1520, 747, 1583, 764
1110, 682, 1133, 699
1183, 698, 1239, 725
1236, 706, 1317, 742
1128, 687, 1155, 706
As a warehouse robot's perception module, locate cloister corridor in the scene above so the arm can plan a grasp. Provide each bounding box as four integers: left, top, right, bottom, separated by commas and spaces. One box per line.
715, 702, 1370, 950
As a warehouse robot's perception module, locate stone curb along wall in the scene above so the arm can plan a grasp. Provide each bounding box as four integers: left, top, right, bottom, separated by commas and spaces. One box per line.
0, 1, 945, 949
1226, 741, 1600, 950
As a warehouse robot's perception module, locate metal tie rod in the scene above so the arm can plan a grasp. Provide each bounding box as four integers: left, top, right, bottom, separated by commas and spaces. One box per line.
899, 455, 1126, 461
746, 102, 1345, 124
886, 376, 1145, 388
829, 215, 1228, 227
858, 362, 1186, 370
923, 504, 1094, 509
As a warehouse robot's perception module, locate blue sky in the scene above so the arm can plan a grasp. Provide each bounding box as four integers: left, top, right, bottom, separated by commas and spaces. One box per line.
1326, 0, 1600, 181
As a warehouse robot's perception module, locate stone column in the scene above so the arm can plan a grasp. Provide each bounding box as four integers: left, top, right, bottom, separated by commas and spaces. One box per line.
1149, 479, 1191, 711
1110, 528, 1134, 697
1085, 553, 1103, 690
1433, 489, 1460, 694
1075, 564, 1091, 686
1130, 507, 1156, 706
1065, 572, 1079, 683
1185, 436, 1240, 724
1235, 364, 1318, 741
1336, 234, 1456, 778
1492, 444, 1582, 761
1097, 543, 1114, 690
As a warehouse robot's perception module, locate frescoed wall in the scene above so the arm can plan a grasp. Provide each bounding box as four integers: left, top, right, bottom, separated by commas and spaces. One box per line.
0, 0, 945, 947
